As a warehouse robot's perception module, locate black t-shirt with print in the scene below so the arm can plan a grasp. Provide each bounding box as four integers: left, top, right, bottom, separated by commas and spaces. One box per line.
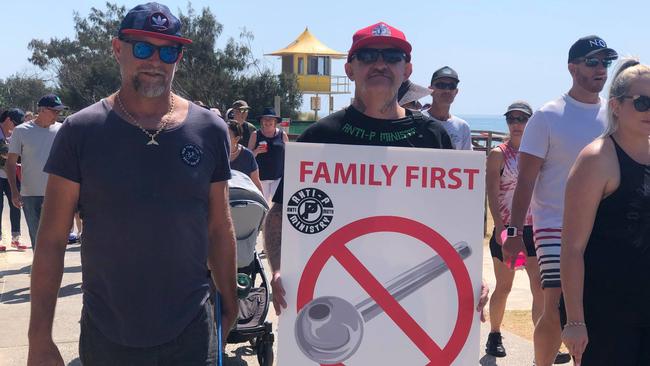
272, 106, 453, 203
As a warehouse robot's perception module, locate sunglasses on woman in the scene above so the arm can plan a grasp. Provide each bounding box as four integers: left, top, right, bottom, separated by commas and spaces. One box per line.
120, 38, 183, 64
506, 116, 529, 124
351, 48, 407, 64
622, 95, 650, 112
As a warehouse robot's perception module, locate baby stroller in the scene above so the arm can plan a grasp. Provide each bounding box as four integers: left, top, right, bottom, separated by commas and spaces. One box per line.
225, 170, 274, 365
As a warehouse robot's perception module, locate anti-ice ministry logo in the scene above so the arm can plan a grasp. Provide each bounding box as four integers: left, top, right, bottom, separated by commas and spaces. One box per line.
149, 12, 169, 31
287, 188, 334, 234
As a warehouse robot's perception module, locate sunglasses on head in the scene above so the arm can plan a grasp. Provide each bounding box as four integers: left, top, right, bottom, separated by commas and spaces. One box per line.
351, 48, 407, 64
433, 81, 458, 90
120, 38, 183, 64
506, 115, 529, 124
622, 95, 650, 112
579, 57, 614, 68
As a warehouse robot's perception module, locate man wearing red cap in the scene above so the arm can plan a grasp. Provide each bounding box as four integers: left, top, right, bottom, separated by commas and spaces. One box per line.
27, 3, 238, 365
263, 22, 489, 326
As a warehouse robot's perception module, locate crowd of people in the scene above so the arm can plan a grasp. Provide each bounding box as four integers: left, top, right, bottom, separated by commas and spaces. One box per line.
0, 1, 647, 366
260, 19, 648, 366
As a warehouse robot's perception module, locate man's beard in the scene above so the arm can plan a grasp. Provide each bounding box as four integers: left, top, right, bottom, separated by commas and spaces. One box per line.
132, 69, 170, 97
577, 71, 606, 94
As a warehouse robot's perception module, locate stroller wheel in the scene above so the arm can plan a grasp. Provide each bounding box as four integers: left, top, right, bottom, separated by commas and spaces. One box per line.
249, 337, 257, 348
256, 336, 274, 366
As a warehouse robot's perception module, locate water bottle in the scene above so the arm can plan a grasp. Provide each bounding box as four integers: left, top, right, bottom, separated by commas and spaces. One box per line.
237, 273, 252, 299
500, 229, 527, 270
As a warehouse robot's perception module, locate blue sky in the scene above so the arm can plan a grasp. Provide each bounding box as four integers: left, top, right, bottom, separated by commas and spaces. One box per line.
2, 0, 647, 115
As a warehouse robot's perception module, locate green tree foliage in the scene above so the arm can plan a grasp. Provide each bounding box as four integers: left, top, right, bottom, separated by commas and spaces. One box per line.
27, 2, 302, 116
28, 3, 124, 110
0, 74, 50, 112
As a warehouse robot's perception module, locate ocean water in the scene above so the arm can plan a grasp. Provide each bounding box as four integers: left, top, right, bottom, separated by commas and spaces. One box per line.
458, 115, 508, 133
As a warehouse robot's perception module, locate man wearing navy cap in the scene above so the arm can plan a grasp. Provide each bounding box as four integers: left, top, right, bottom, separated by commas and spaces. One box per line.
28, 3, 237, 365
503, 35, 617, 366
6, 95, 64, 253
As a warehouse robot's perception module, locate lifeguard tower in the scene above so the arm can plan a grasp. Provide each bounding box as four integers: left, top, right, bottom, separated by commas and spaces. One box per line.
267, 28, 349, 118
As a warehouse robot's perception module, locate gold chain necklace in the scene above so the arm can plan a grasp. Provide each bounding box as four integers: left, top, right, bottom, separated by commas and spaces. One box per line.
115, 91, 175, 146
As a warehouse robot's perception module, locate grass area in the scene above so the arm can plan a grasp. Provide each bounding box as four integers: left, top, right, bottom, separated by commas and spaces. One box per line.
501, 310, 534, 340
500, 311, 569, 353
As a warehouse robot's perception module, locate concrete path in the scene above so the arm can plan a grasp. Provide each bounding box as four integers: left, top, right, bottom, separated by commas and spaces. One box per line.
0, 202, 536, 365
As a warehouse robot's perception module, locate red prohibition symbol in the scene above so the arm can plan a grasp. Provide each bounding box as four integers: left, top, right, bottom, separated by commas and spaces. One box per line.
296, 216, 475, 366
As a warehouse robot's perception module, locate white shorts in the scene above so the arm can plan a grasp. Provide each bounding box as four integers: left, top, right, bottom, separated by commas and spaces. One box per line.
260, 179, 281, 202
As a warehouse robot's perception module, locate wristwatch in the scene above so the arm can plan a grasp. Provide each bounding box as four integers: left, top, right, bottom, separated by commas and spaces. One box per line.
506, 226, 523, 238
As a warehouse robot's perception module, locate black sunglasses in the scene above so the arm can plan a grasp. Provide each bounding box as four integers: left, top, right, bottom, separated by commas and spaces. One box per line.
351, 48, 407, 64
579, 57, 614, 68
622, 95, 650, 112
120, 38, 183, 64
433, 81, 458, 90
506, 116, 529, 124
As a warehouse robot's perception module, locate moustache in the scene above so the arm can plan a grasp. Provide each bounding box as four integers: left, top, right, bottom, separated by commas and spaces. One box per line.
367, 71, 393, 80
136, 69, 166, 77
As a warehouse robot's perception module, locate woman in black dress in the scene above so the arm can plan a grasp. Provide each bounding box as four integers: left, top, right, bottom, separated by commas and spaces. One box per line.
562, 59, 650, 365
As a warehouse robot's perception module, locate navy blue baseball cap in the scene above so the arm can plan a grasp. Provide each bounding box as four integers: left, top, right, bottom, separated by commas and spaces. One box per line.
257, 107, 281, 122
0, 108, 25, 124
119, 2, 193, 45
37, 94, 67, 111
568, 35, 617, 63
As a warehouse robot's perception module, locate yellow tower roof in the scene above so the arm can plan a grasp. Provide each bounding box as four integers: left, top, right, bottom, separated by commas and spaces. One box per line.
266, 27, 346, 58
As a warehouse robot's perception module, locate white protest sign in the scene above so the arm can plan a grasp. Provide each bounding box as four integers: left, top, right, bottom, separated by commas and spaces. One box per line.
278, 142, 485, 366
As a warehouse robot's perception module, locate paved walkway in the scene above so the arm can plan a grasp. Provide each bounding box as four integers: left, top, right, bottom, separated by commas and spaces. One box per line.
0, 203, 536, 365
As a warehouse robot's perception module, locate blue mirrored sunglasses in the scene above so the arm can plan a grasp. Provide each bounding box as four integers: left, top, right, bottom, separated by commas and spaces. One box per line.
120, 38, 183, 64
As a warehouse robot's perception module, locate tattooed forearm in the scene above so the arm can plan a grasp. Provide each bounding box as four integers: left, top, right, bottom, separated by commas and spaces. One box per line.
263, 203, 283, 273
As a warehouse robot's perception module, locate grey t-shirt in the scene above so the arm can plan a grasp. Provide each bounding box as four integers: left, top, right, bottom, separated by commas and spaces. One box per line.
8, 121, 62, 195
44, 99, 231, 347
421, 111, 473, 150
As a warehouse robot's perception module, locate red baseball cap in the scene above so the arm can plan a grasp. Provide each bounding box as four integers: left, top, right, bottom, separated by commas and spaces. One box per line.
348, 22, 412, 62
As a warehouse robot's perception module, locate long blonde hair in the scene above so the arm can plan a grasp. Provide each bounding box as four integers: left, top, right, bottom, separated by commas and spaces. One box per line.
604, 58, 650, 136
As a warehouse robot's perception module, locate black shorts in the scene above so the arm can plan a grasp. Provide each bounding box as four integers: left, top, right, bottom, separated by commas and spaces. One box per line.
581, 323, 650, 365
489, 225, 536, 261
79, 301, 217, 366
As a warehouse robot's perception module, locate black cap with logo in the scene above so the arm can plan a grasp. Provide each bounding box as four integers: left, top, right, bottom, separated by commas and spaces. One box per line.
568, 35, 618, 63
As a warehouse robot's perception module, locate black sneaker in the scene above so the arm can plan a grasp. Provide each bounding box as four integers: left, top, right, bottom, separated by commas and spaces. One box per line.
485, 332, 506, 357
554, 352, 571, 364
